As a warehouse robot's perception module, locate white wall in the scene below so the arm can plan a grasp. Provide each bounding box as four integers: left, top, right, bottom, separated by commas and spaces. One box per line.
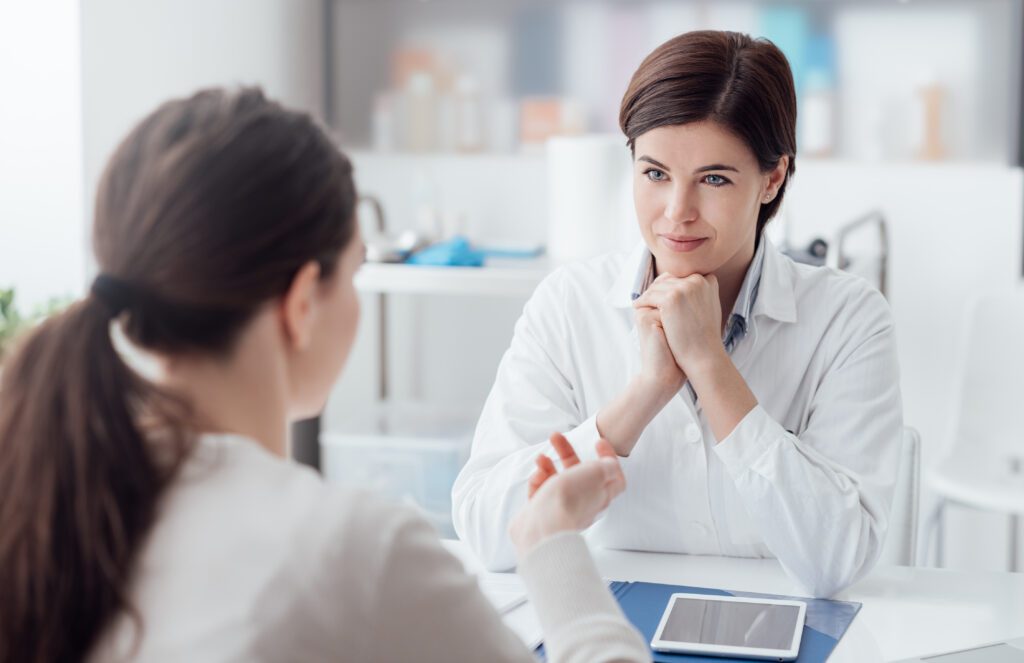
80, 0, 325, 250
0, 1, 85, 308
779, 161, 1024, 571
0, 1, 325, 309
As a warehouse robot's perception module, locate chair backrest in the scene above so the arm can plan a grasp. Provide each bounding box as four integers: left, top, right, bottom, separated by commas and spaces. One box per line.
952, 293, 1024, 458
880, 427, 921, 567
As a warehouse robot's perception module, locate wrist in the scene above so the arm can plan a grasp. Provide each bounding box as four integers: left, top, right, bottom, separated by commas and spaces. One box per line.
631, 373, 682, 406
683, 343, 731, 383
510, 504, 573, 558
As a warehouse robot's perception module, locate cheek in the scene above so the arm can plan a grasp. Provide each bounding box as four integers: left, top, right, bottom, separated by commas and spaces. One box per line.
633, 180, 662, 226
703, 189, 758, 237
332, 287, 359, 359
311, 286, 359, 376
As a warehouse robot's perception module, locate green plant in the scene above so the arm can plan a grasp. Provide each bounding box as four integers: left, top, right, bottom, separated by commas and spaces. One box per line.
0, 288, 72, 362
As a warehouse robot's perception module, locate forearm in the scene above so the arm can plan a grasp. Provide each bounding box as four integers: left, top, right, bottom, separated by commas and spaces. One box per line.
685, 346, 758, 443
596, 377, 675, 456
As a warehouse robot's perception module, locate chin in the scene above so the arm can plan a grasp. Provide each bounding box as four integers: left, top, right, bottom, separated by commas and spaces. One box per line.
653, 251, 707, 278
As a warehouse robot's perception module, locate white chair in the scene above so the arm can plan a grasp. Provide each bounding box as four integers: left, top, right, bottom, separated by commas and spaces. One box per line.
880, 428, 921, 567
922, 293, 1024, 571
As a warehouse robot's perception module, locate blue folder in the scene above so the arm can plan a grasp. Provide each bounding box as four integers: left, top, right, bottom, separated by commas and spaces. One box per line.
538, 581, 860, 662
613, 581, 860, 662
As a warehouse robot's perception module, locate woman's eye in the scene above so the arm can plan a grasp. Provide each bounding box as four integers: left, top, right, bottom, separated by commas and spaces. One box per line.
644, 168, 667, 182
703, 174, 730, 187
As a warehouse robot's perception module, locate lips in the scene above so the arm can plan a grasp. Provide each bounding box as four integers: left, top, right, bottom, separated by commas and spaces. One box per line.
658, 235, 708, 253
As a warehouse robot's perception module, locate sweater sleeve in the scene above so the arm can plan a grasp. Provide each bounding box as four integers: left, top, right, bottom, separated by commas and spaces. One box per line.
370, 503, 536, 663
368, 497, 648, 662
517, 532, 649, 663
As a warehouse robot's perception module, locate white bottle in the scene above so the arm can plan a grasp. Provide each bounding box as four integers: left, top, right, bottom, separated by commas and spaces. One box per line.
454, 75, 483, 153
405, 72, 436, 153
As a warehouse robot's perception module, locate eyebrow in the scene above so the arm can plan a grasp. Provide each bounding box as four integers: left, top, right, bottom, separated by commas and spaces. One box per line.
637, 155, 739, 175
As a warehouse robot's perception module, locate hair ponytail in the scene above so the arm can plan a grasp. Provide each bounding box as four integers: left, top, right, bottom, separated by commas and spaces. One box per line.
0, 295, 193, 662
0, 86, 356, 662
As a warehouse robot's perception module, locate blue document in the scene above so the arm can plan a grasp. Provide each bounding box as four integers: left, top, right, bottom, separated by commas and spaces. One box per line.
606, 581, 861, 663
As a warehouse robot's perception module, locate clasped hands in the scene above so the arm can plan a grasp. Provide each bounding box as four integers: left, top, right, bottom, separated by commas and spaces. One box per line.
631, 272, 727, 395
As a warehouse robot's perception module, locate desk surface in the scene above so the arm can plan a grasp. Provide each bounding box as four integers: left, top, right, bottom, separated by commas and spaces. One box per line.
445, 541, 1024, 662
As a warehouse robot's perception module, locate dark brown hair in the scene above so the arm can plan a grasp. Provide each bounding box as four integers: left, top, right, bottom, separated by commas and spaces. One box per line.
0, 87, 357, 662
619, 30, 797, 239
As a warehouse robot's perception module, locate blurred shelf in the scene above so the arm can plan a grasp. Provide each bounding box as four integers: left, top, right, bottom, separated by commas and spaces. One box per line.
348, 147, 546, 163
355, 257, 550, 297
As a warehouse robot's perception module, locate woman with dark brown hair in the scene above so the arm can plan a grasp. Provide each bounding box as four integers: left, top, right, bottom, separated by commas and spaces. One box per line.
456, 30, 903, 598
0, 88, 648, 662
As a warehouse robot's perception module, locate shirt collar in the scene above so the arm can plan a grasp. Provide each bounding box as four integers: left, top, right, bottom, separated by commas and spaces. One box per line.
606, 241, 650, 308
606, 237, 797, 325
753, 237, 798, 324
731, 238, 766, 325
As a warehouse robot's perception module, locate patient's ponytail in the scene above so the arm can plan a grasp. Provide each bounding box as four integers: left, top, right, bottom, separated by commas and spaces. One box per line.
0, 87, 357, 662
0, 294, 192, 662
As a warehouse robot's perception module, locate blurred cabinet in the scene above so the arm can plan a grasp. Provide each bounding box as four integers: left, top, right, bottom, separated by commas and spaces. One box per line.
327, 0, 1023, 165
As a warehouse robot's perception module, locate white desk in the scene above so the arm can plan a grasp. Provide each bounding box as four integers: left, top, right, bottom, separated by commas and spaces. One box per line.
445, 541, 1024, 662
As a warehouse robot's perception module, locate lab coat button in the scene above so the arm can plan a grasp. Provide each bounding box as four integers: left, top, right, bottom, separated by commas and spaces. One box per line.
684, 423, 702, 443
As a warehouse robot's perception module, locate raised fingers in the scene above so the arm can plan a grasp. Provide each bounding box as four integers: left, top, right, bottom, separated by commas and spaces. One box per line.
527, 453, 558, 498
549, 432, 581, 468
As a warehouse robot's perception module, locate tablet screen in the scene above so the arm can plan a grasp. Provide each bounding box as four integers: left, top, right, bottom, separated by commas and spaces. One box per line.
660, 597, 802, 649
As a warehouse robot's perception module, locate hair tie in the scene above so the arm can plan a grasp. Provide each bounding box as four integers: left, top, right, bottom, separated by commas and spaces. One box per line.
90, 273, 134, 317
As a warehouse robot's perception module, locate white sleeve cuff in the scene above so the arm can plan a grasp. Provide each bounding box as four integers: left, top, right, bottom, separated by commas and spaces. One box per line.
713, 405, 788, 478
559, 414, 603, 465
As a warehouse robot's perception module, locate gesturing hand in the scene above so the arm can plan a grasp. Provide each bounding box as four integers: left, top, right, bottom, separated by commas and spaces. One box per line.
510, 433, 626, 556
632, 272, 724, 373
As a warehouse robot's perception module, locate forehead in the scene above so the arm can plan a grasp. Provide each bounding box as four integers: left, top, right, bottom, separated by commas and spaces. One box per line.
634, 121, 757, 169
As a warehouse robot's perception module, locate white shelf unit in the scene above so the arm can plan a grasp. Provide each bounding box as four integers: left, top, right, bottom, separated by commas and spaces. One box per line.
355, 258, 550, 298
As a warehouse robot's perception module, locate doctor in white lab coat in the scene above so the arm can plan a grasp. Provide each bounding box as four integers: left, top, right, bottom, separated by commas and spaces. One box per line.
452, 30, 903, 598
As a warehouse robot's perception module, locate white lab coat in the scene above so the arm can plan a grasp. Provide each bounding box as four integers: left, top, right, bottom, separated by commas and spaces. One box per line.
452, 239, 903, 598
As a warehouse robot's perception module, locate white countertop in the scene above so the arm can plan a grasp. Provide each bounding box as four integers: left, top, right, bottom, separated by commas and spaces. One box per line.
445, 540, 1024, 662
354, 257, 550, 297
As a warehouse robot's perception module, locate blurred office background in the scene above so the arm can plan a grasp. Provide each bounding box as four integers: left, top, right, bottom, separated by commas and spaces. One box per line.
2, 0, 1023, 572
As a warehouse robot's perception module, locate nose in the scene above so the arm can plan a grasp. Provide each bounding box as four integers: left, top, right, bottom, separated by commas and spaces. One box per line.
664, 182, 698, 225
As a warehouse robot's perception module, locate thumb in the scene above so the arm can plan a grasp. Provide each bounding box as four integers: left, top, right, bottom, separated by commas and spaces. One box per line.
598, 455, 626, 498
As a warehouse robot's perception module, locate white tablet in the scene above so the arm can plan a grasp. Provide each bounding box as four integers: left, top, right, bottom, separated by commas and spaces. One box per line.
651, 593, 807, 661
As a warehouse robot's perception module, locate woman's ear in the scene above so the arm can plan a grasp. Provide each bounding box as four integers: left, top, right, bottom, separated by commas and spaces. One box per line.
762, 156, 790, 202
279, 261, 322, 351
761, 155, 790, 201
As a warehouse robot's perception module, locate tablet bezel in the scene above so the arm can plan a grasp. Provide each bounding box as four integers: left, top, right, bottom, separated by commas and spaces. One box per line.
650, 592, 807, 661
